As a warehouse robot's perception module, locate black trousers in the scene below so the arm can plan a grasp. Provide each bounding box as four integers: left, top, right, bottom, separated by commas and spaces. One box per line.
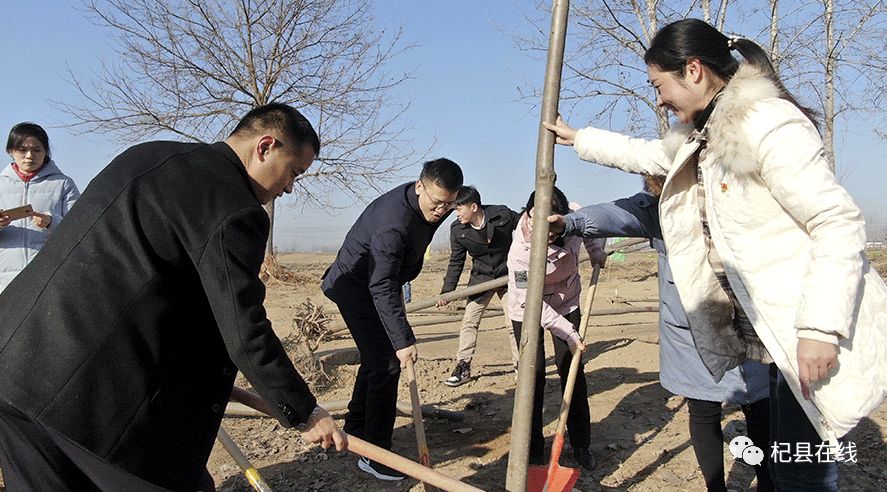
687, 397, 773, 492
337, 301, 402, 450
513, 309, 591, 459
768, 363, 838, 491
0, 400, 175, 491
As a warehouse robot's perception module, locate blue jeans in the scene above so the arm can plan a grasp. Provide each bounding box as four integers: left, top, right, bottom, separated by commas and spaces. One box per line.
769, 364, 838, 491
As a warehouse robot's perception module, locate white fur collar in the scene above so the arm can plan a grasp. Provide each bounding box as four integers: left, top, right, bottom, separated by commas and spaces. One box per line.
663, 64, 782, 174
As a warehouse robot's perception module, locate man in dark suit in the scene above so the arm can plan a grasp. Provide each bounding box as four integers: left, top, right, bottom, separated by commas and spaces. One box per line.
437, 186, 521, 386
321, 159, 462, 481
0, 104, 346, 490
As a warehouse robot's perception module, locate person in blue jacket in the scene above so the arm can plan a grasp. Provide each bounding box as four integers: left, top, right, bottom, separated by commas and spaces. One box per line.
322, 158, 463, 482
548, 176, 773, 491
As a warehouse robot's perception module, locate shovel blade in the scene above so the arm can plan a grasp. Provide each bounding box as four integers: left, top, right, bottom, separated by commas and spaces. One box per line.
527, 463, 580, 492
527, 465, 549, 492
545, 463, 580, 492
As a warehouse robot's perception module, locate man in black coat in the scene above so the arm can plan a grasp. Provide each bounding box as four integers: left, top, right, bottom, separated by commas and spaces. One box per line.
321, 159, 462, 481
0, 104, 346, 491
437, 186, 521, 386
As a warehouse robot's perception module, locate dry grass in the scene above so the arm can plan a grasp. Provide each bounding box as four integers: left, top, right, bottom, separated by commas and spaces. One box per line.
259, 254, 314, 285
278, 300, 335, 390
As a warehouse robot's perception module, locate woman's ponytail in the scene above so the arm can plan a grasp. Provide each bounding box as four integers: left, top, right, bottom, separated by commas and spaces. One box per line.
731, 37, 820, 129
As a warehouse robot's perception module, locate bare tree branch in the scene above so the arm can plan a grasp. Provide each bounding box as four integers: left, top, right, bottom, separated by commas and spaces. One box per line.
54, 0, 424, 254
508, 0, 886, 176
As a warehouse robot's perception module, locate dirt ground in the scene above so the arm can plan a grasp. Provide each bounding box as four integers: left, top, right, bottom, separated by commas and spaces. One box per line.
208, 251, 887, 492
1, 251, 884, 491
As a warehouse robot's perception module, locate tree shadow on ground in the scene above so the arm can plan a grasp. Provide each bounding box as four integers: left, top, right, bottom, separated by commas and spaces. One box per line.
220, 328, 887, 492
217, 335, 692, 491
215, 409, 887, 491
218, 387, 518, 491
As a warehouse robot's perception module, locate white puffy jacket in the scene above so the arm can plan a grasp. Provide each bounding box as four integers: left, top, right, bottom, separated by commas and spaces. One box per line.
572, 64, 887, 442
0, 160, 80, 291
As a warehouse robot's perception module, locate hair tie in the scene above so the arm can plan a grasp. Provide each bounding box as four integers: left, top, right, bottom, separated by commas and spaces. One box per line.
727, 37, 740, 50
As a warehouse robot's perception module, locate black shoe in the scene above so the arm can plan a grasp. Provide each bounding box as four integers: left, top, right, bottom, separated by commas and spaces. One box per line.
444, 360, 471, 387
357, 456, 405, 481
573, 446, 596, 471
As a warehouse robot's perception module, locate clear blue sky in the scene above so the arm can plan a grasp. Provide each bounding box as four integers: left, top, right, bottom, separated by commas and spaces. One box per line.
1, 1, 884, 251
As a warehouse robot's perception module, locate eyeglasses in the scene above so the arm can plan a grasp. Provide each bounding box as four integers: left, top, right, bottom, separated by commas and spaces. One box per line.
419, 181, 454, 211
12, 147, 45, 155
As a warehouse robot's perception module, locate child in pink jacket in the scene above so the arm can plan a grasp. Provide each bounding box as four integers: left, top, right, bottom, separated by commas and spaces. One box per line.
507, 186, 606, 470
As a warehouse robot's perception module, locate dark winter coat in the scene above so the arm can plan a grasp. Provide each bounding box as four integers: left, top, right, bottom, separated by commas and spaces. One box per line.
0, 141, 317, 490
440, 204, 520, 300
322, 182, 451, 350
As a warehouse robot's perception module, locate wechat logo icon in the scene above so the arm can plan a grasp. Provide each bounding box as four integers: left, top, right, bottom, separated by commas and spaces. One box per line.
729, 436, 764, 466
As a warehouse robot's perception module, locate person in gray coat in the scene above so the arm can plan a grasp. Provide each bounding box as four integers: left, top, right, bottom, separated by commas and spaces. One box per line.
1, 123, 80, 292
548, 176, 773, 491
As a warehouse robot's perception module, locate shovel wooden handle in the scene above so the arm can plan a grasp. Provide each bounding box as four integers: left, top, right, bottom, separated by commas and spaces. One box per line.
554, 264, 601, 437
217, 426, 273, 492
349, 435, 482, 492
227, 388, 481, 492
537, 264, 601, 492
406, 358, 432, 490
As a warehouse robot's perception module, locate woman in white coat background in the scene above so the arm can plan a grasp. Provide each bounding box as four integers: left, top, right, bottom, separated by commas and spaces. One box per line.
545, 18, 887, 491
1, 123, 80, 292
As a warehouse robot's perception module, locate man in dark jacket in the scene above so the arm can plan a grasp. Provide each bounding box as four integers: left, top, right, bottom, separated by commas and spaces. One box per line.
0, 104, 346, 491
437, 186, 521, 386
322, 159, 462, 481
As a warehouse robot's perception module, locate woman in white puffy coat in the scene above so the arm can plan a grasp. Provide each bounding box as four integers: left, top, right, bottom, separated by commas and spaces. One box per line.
545, 18, 886, 491
1, 123, 80, 292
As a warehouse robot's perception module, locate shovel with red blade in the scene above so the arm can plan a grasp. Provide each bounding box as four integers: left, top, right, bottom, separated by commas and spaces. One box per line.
527, 264, 601, 492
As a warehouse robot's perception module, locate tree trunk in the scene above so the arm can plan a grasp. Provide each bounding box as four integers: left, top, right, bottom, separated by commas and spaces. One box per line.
769, 0, 780, 75
505, 1, 569, 490
822, 0, 837, 172
263, 199, 275, 258
643, 3, 669, 136
716, 0, 729, 31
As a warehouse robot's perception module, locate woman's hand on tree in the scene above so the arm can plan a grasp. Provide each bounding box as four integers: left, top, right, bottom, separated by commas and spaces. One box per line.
542, 116, 578, 146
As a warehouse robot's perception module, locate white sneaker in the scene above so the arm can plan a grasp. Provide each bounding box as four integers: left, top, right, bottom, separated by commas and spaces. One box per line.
443, 360, 471, 387
357, 456, 405, 481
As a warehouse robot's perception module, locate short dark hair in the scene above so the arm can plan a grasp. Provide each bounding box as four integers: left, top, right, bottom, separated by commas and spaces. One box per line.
419, 158, 463, 192
454, 185, 481, 207
6, 122, 51, 165
524, 186, 569, 216
231, 103, 321, 155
